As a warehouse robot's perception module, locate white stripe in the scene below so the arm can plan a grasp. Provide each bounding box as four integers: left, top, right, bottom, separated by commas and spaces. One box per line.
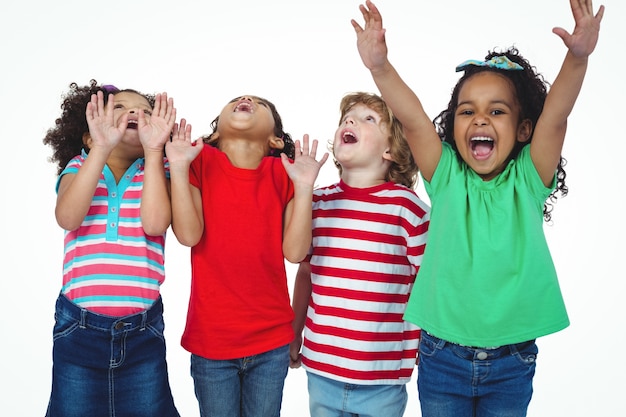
303, 348, 417, 372
64, 278, 160, 291
313, 235, 407, 255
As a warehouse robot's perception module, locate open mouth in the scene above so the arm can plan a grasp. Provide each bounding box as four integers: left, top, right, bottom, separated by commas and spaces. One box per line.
470, 136, 494, 158
127, 120, 138, 130
342, 131, 358, 143
234, 102, 253, 113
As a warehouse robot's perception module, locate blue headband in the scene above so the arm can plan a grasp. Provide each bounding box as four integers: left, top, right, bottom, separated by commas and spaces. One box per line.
455, 56, 523, 72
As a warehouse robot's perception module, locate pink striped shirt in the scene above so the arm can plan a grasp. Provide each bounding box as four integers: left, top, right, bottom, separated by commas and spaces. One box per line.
57, 152, 168, 316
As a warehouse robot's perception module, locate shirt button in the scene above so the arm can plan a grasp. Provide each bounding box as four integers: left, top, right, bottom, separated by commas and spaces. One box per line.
477, 351, 488, 360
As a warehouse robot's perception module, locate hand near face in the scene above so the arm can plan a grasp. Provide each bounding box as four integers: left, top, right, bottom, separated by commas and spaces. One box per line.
281, 134, 329, 189
85, 91, 126, 152
165, 118, 201, 168
138, 93, 177, 153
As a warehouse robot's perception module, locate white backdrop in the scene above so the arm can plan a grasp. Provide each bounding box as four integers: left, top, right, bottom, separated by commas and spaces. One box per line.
1, 0, 623, 416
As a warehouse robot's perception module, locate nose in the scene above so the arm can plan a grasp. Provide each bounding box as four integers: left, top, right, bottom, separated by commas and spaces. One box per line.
473, 114, 489, 126
344, 116, 355, 125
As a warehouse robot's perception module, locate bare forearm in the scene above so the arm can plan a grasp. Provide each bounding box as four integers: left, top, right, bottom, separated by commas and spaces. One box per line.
282, 187, 313, 263
55, 150, 109, 231
141, 150, 171, 236
169, 166, 203, 246
543, 52, 588, 127
370, 61, 433, 135
291, 262, 312, 335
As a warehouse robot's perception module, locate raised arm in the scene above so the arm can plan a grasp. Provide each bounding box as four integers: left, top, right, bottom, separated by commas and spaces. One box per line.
138, 93, 175, 236
530, 0, 604, 186
352, 0, 441, 181
281, 135, 328, 263
55, 92, 124, 230
165, 119, 205, 247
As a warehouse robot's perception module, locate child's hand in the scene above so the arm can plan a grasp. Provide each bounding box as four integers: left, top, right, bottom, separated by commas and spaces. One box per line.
281, 134, 329, 189
139, 93, 176, 153
289, 335, 303, 369
85, 91, 125, 152
351, 0, 388, 73
165, 118, 201, 167
552, 0, 604, 58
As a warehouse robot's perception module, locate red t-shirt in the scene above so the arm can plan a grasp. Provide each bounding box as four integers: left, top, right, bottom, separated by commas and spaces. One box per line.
181, 145, 295, 359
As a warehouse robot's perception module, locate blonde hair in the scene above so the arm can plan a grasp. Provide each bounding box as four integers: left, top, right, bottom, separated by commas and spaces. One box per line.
335, 92, 418, 188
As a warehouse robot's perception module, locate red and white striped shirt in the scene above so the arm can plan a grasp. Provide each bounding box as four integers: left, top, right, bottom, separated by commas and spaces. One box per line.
302, 180, 430, 385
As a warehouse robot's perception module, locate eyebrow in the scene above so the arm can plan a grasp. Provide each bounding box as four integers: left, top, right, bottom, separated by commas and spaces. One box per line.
457, 99, 514, 108
114, 99, 152, 109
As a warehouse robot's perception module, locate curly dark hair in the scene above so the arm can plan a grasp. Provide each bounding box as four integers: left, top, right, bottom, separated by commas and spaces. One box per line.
43, 80, 156, 175
201, 95, 295, 159
433, 47, 567, 222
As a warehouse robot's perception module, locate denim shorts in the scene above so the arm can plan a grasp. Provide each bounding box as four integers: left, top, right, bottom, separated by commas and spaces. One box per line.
45, 293, 179, 417
417, 332, 538, 417
307, 371, 408, 417
191, 344, 290, 417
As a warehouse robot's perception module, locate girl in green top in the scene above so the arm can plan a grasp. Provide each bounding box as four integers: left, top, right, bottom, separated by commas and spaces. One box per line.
352, 0, 604, 416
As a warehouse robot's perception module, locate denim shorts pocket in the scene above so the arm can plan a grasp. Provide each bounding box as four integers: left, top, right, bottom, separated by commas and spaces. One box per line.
52, 312, 80, 341
511, 339, 538, 366
146, 315, 165, 341
418, 333, 442, 358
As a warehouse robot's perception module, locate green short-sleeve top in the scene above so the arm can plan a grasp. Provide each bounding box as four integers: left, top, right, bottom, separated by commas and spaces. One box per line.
403, 143, 569, 347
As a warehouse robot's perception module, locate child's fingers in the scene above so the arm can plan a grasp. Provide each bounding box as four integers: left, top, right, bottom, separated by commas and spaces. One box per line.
153, 93, 162, 116
309, 138, 319, 156
301, 134, 310, 155
102, 90, 112, 118
167, 97, 176, 123
294, 139, 302, 157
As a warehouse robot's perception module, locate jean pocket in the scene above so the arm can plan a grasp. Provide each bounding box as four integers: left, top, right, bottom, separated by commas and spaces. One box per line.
512, 340, 538, 366
52, 312, 80, 341
146, 315, 165, 340
418, 333, 442, 358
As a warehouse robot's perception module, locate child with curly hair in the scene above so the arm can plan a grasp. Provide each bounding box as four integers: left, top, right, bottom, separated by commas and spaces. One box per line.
43, 80, 180, 417
353, 0, 604, 415
165, 95, 328, 417
289, 92, 430, 417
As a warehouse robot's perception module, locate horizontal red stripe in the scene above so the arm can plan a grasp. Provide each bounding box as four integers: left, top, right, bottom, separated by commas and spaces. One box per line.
302, 357, 414, 381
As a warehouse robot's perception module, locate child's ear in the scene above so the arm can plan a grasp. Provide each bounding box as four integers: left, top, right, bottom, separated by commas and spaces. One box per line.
269, 135, 285, 150
517, 119, 533, 143
82, 132, 92, 149
382, 147, 394, 162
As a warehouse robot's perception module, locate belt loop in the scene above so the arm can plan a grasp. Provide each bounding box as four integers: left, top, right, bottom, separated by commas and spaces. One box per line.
79, 309, 87, 329
140, 310, 147, 331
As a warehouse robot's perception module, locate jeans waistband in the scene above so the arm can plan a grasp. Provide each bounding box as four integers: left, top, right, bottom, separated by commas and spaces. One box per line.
55, 292, 163, 332
423, 331, 535, 360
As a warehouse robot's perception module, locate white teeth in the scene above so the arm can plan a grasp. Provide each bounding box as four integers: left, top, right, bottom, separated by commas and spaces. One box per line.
471, 136, 493, 142
235, 102, 253, 112
342, 131, 357, 143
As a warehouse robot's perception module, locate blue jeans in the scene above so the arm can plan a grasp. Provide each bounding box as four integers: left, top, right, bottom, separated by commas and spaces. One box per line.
191, 344, 290, 417
417, 332, 537, 417
307, 371, 408, 417
46, 293, 179, 417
